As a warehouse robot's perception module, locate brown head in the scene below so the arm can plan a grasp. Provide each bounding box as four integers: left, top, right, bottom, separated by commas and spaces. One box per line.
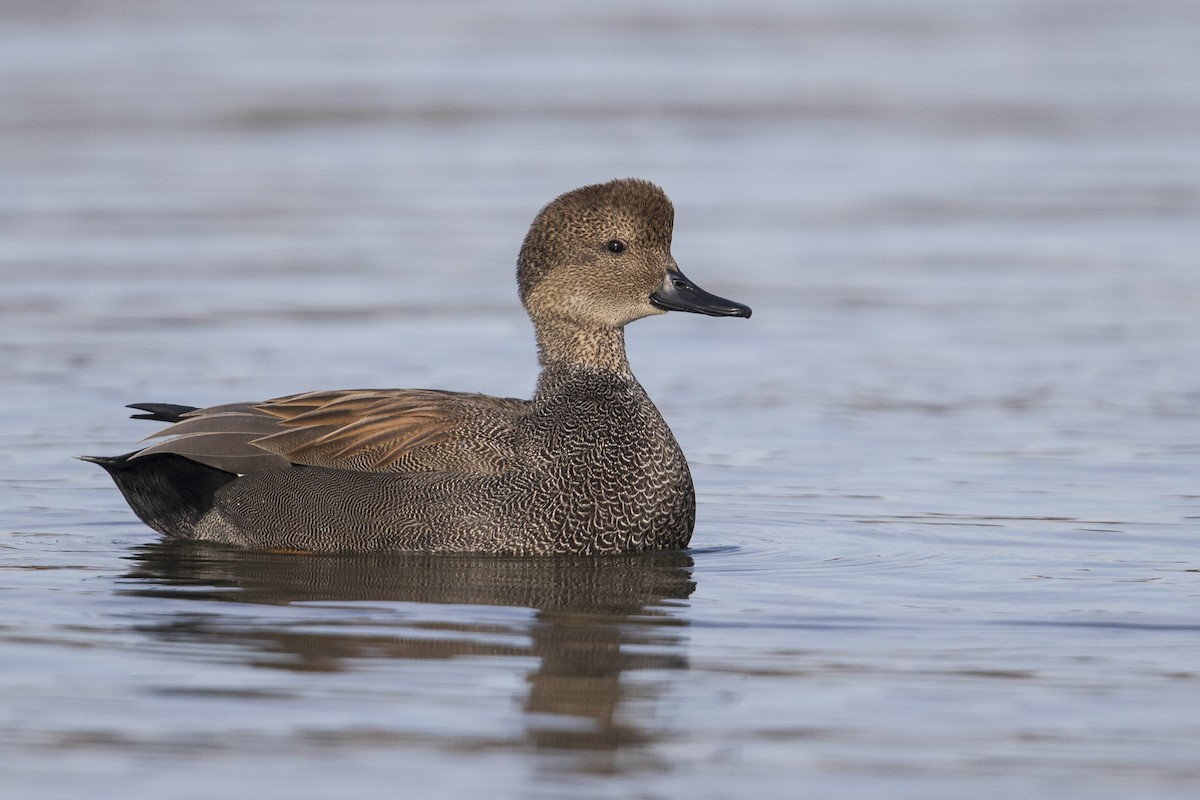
517, 179, 751, 334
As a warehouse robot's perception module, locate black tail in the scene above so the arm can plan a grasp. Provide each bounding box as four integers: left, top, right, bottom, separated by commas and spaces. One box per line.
126, 403, 199, 423
83, 452, 236, 538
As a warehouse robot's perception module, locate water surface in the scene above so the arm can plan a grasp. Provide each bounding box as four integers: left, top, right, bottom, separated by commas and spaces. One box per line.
3, 1, 1200, 798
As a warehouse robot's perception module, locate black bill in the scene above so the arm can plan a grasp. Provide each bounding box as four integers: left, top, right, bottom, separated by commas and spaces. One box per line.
650, 269, 752, 318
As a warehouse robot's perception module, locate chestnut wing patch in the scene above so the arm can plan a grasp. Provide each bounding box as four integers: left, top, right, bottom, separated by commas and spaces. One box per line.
252, 390, 460, 469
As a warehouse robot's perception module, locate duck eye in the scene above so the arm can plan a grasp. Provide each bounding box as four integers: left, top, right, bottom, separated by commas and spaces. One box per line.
606, 239, 626, 254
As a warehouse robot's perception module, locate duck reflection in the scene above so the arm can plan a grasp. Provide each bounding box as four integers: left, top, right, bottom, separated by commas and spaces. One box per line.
123, 543, 694, 756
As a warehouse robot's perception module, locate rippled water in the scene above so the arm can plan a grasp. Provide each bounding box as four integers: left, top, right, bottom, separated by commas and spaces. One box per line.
3, 0, 1200, 797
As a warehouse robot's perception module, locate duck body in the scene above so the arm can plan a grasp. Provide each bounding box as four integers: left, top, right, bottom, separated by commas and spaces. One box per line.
88, 179, 750, 555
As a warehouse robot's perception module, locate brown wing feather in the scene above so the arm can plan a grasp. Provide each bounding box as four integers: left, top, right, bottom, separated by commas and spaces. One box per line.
131, 388, 527, 474
251, 390, 463, 468
133, 432, 292, 472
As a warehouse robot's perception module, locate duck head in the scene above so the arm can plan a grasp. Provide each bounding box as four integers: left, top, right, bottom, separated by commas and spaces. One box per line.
517, 179, 752, 332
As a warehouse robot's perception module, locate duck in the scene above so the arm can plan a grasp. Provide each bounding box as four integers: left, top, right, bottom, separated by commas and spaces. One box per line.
86, 178, 751, 555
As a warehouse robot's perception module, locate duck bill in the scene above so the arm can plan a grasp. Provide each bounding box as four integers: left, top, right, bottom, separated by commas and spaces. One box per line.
650, 269, 752, 318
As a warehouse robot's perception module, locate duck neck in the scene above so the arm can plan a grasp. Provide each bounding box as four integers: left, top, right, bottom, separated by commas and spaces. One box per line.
533, 317, 632, 376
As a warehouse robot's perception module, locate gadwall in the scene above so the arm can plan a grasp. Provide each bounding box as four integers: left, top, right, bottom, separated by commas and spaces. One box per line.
87, 179, 751, 554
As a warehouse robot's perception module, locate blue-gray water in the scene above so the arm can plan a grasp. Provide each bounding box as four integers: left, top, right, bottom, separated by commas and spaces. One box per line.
3, 1, 1200, 798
